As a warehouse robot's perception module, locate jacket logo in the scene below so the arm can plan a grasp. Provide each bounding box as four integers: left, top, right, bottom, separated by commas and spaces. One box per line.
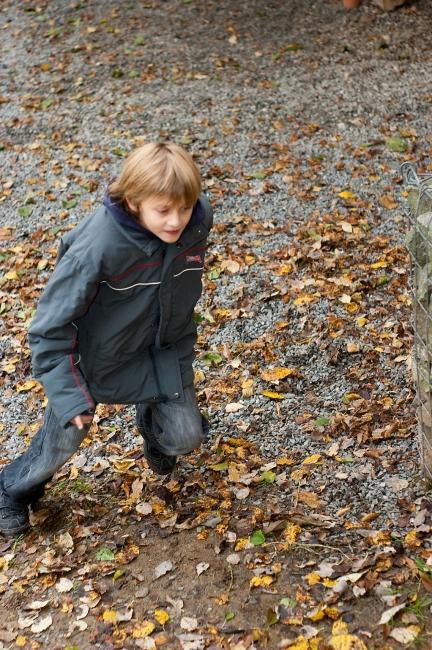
186, 255, 202, 263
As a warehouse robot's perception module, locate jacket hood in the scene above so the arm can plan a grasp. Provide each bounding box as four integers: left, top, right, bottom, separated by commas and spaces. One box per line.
103, 191, 207, 236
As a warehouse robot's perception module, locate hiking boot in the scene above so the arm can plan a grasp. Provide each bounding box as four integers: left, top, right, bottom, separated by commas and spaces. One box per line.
0, 488, 30, 537
136, 406, 177, 475
143, 439, 177, 475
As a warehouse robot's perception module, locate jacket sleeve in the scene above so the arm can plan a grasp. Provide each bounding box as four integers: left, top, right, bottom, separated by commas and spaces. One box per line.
28, 251, 99, 428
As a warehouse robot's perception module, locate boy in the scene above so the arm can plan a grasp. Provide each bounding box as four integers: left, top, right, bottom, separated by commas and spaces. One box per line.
0, 142, 213, 537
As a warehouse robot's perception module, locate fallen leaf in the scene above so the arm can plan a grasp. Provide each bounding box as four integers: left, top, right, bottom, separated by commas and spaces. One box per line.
133, 621, 156, 638
378, 602, 406, 625
30, 615, 53, 633
136, 502, 153, 515
261, 367, 301, 382
225, 402, 245, 412
180, 616, 198, 631
154, 560, 173, 578
196, 562, 210, 576
389, 626, 420, 644
262, 390, 285, 400
55, 577, 74, 593
154, 609, 170, 625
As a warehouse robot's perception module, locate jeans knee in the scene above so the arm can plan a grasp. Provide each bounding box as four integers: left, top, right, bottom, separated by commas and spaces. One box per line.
160, 426, 204, 456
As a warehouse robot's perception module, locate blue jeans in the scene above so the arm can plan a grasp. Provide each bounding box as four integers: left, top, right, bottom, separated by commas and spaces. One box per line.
0, 385, 206, 505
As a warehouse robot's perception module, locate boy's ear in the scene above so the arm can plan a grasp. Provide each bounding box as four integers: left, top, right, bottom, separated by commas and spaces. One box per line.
125, 197, 137, 214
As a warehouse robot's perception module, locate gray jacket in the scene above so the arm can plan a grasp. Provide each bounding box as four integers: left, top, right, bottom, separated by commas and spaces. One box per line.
28, 194, 213, 428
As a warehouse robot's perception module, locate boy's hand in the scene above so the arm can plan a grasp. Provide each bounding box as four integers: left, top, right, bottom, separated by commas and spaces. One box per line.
69, 412, 93, 430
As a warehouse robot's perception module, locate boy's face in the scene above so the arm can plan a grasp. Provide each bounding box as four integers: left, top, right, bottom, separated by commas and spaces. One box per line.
128, 195, 194, 243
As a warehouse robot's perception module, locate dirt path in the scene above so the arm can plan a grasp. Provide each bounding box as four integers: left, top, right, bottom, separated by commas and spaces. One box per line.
1, 0, 432, 648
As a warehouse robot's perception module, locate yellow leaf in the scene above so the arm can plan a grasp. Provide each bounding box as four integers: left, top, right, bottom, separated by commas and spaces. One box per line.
213, 593, 229, 605
325, 607, 340, 619
294, 293, 316, 306
262, 390, 285, 400
154, 608, 170, 625
338, 190, 356, 200
102, 610, 118, 624
111, 459, 136, 473
356, 316, 367, 327
250, 575, 274, 588
235, 537, 250, 551
328, 626, 368, 650
276, 263, 293, 275
370, 260, 387, 269
132, 621, 156, 638
323, 578, 337, 588
261, 367, 301, 381
241, 378, 254, 397
309, 606, 325, 622
4, 270, 19, 280
340, 221, 353, 233
302, 454, 321, 465
306, 572, 321, 585
286, 637, 309, 650
16, 380, 40, 393
276, 455, 295, 466
15, 636, 27, 647
37, 259, 48, 271
404, 530, 421, 548
284, 522, 301, 546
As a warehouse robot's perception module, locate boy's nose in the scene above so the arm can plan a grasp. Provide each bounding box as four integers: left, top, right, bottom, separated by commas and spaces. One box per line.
167, 210, 182, 227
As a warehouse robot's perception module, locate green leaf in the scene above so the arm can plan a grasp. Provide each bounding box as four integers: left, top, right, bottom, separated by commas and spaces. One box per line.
112, 147, 126, 157
18, 206, 33, 217
96, 547, 115, 562
224, 611, 235, 621
207, 268, 220, 280
194, 311, 204, 324
307, 228, 321, 241
250, 529, 266, 546
280, 597, 296, 608
385, 136, 408, 153
41, 98, 53, 110
112, 569, 125, 581
266, 607, 278, 625
314, 416, 330, 427
111, 68, 124, 78
202, 351, 223, 366
260, 470, 276, 484
250, 171, 267, 180
285, 43, 303, 51
62, 199, 78, 209
209, 461, 228, 471
414, 557, 431, 574
128, 70, 139, 78
134, 35, 145, 46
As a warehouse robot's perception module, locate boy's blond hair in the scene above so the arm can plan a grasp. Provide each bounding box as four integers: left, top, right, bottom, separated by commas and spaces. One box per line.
109, 142, 202, 210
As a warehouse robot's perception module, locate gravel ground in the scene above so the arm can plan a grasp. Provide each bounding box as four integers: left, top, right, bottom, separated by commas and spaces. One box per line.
1, 0, 432, 646
1, 0, 431, 533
